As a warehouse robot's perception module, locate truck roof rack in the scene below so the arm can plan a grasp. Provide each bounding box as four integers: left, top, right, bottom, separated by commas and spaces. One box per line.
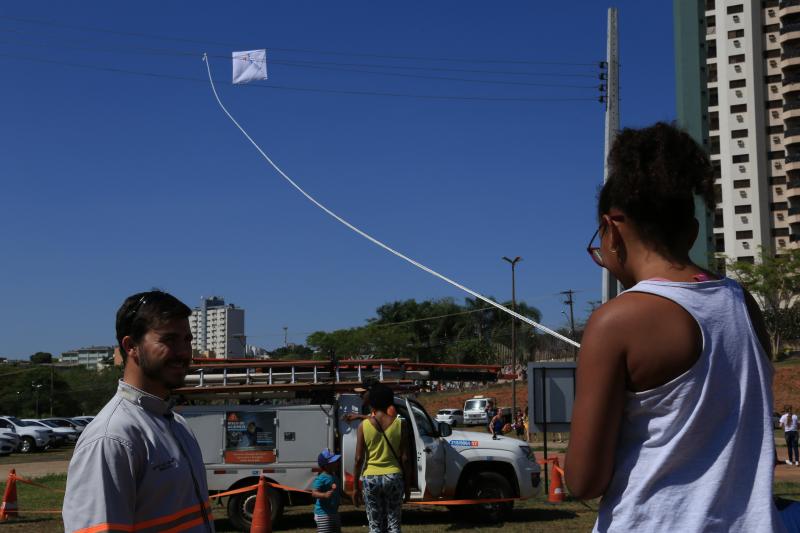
173, 358, 500, 398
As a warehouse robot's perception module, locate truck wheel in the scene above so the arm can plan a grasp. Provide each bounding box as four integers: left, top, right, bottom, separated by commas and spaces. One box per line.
226, 485, 283, 532
463, 471, 513, 523
19, 437, 35, 454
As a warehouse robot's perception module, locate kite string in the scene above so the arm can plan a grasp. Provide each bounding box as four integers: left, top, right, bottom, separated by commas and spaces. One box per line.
201, 53, 580, 350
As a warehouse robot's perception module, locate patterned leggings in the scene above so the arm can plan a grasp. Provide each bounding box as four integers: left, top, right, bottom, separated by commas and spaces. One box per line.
361, 473, 404, 533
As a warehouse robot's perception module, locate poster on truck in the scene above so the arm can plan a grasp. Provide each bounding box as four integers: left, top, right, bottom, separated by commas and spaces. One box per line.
224, 411, 277, 463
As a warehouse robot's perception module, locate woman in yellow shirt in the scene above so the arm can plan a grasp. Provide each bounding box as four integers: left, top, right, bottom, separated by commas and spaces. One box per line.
353, 383, 410, 533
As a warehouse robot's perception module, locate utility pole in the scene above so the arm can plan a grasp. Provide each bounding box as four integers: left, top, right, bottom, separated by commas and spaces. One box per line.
502, 256, 521, 415
560, 290, 577, 359
601, 7, 620, 304
283, 326, 288, 349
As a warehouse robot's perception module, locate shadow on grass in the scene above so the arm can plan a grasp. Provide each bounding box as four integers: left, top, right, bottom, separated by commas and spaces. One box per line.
232, 505, 581, 532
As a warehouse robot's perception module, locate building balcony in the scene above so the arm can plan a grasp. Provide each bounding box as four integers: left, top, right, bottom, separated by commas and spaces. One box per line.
788, 207, 800, 223
785, 154, 800, 171
781, 0, 800, 17
781, 24, 800, 44
786, 127, 800, 146
782, 48, 800, 68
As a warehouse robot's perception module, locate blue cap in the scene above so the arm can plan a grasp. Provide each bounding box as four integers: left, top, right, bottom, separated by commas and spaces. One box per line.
318, 448, 341, 468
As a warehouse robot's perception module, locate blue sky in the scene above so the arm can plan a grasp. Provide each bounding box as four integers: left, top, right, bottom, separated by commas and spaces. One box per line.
0, 1, 677, 358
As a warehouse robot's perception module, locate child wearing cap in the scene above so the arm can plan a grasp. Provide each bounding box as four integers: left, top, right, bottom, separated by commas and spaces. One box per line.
311, 448, 341, 533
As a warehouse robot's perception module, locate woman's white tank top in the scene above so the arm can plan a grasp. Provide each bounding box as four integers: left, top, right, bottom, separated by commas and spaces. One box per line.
593, 278, 785, 533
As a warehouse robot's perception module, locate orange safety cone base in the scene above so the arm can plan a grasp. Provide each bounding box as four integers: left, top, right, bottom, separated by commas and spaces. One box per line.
0, 468, 19, 521
250, 476, 272, 533
547, 458, 565, 503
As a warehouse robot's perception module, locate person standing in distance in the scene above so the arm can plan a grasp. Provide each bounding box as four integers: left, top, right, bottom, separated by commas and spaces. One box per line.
780, 406, 799, 466
62, 290, 214, 532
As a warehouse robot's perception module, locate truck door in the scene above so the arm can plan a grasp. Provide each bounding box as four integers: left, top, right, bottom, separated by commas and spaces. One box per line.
405, 398, 445, 498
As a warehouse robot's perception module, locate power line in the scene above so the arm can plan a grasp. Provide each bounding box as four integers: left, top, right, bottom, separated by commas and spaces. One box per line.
0, 51, 599, 103
0, 28, 599, 79
0, 13, 597, 66
0, 37, 598, 90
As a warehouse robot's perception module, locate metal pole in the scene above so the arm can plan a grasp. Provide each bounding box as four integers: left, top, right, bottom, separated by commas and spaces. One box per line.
283, 326, 288, 348
503, 256, 522, 415
561, 290, 578, 360
603, 7, 620, 304
50, 365, 54, 417
542, 367, 549, 493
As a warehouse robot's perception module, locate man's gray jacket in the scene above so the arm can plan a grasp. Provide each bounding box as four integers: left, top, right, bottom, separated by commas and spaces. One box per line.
62, 381, 214, 532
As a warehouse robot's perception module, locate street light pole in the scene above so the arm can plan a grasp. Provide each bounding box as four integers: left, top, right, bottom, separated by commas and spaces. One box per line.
502, 256, 522, 415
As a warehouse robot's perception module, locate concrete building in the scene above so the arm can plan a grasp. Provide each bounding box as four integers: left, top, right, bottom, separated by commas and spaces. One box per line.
60, 346, 115, 369
675, 0, 799, 273
189, 296, 246, 358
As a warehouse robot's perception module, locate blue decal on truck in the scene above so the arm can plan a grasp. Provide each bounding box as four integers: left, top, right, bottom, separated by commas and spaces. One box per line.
449, 439, 479, 447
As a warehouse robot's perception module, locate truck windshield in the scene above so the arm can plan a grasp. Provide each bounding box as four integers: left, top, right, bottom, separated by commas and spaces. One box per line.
464, 400, 486, 411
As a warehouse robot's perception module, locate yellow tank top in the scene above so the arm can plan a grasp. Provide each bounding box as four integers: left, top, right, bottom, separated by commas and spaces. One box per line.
362, 416, 403, 476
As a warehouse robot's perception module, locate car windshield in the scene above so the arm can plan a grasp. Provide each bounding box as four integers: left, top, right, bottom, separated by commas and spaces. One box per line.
23, 420, 46, 427
71, 419, 88, 426
438, 410, 451, 415
464, 400, 486, 411
40, 420, 59, 428
6, 416, 23, 425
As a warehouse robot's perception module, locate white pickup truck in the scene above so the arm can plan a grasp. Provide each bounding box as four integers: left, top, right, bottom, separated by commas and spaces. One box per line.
179, 393, 541, 531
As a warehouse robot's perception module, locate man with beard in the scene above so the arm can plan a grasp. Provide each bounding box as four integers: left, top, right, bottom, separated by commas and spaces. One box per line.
63, 291, 214, 532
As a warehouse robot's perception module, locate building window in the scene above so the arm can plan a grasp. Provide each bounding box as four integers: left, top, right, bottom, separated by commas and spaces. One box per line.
728, 29, 745, 38
767, 99, 782, 109
737, 256, 755, 263
732, 129, 749, 138
765, 74, 781, 84
771, 201, 788, 210
768, 150, 785, 159
708, 43, 718, 59
714, 209, 724, 228
715, 234, 725, 252
729, 54, 746, 64
734, 178, 751, 187
731, 103, 747, 113
768, 124, 784, 134
727, 4, 744, 14
734, 205, 752, 214
771, 175, 787, 184
732, 155, 750, 164
729, 79, 746, 89
763, 23, 779, 33
773, 227, 790, 237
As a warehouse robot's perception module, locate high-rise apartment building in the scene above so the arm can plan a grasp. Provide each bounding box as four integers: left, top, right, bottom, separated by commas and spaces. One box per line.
188, 296, 246, 358
675, 0, 799, 273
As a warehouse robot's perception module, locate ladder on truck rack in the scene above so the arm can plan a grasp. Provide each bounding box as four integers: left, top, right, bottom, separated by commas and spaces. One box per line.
174, 358, 501, 397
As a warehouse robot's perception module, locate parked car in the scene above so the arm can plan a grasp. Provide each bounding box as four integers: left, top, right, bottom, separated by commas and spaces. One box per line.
72, 416, 95, 425
42, 417, 86, 434
0, 416, 52, 453
435, 408, 464, 427
24, 419, 79, 445
0, 427, 20, 456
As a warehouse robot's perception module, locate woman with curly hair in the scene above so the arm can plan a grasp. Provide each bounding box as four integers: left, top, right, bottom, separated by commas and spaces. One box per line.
565, 123, 783, 532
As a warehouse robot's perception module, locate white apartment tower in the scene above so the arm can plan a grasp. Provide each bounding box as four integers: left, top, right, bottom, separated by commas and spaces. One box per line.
188, 296, 246, 358
701, 0, 799, 270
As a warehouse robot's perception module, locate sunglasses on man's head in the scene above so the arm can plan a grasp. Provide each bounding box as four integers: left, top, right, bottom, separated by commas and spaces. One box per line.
586, 215, 624, 267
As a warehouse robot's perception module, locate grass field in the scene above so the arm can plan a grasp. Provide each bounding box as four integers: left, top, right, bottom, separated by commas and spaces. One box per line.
2, 474, 798, 532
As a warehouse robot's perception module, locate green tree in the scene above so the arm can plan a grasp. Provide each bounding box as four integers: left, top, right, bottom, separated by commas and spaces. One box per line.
727, 248, 800, 358
30, 352, 53, 364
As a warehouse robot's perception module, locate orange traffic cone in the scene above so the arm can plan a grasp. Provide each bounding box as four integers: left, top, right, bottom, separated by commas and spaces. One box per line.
250, 476, 272, 533
0, 469, 19, 521
548, 458, 565, 503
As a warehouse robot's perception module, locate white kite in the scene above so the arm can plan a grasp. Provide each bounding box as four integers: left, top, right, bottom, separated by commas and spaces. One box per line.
232, 49, 268, 84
